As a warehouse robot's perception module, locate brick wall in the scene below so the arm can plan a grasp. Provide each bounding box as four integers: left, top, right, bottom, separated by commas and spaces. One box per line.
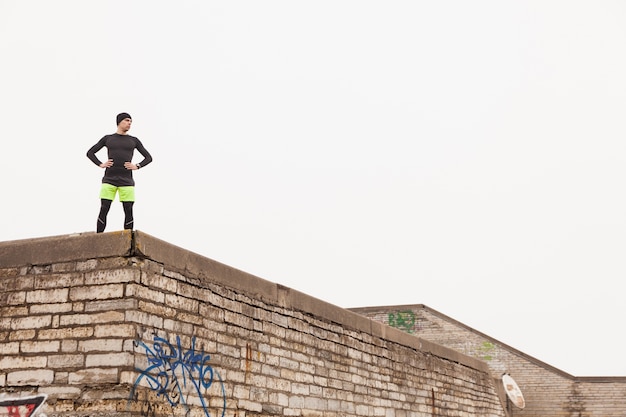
0, 232, 506, 417
350, 305, 626, 417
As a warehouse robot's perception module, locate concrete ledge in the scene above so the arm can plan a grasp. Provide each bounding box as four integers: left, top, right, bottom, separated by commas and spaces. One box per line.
132, 231, 487, 373
1, 230, 488, 375
0, 231, 132, 268
133, 231, 279, 302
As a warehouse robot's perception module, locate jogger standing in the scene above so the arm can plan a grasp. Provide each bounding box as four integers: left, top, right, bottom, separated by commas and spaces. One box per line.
86, 112, 153, 233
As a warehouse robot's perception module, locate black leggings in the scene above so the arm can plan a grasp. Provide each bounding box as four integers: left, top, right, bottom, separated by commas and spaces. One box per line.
96, 199, 134, 233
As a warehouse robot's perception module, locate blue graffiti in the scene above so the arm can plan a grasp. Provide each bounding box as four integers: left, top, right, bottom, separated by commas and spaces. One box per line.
131, 335, 226, 417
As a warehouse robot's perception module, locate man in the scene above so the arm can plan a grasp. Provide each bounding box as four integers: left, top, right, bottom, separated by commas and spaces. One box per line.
86, 112, 153, 233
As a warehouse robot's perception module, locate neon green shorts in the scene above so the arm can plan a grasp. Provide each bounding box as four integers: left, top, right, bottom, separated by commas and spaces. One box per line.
99, 183, 135, 202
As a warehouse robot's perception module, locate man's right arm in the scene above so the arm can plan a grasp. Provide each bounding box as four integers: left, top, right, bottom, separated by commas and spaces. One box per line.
86, 137, 107, 167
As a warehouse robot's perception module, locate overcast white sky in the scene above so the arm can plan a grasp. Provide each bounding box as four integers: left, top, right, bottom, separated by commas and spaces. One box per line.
2, 1, 625, 376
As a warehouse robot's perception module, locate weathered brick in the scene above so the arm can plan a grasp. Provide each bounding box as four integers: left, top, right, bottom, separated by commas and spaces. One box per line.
59, 311, 125, 326
48, 353, 85, 368
39, 327, 94, 340
21, 340, 61, 353
78, 338, 123, 352
39, 385, 82, 398
119, 371, 136, 385
26, 288, 68, 304
29, 264, 52, 274
140, 271, 177, 293
7, 369, 54, 385
62, 339, 78, 352
81, 387, 128, 401
34, 272, 82, 289
86, 352, 133, 367
238, 399, 263, 412
162, 268, 186, 281
0, 341, 19, 354
98, 257, 135, 270
0, 275, 33, 291
163, 318, 194, 334
199, 303, 225, 321
137, 300, 176, 318
84, 298, 137, 312
84, 268, 139, 285
51, 261, 77, 272
70, 283, 124, 301
30, 302, 73, 314
94, 323, 136, 338
54, 372, 69, 385
76, 259, 98, 271
0, 291, 26, 305
0, 355, 47, 369
164, 292, 198, 313
68, 367, 118, 384
1, 306, 28, 317
177, 312, 205, 326
10, 315, 52, 330
8, 329, 36, 341
126, 283, 166, 303
0, 267, 19, 277
52, 398, 76, 412
125, 310, 163, 328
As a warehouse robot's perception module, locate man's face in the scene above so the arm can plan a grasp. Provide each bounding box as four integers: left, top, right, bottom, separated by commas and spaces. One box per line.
119, 118, 132, 132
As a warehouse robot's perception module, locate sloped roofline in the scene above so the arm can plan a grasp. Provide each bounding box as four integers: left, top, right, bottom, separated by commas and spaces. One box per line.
349, 304, 626, 381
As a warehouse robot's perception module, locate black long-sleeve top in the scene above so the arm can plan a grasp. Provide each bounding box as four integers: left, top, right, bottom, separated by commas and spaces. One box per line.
86, 133, 153, 187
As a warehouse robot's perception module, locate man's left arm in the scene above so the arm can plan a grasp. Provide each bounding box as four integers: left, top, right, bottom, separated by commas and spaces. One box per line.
125, 138, 153, 170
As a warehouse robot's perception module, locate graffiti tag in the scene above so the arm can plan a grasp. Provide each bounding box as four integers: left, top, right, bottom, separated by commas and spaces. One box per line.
0, 394, 47, 417
388, 310, 416, 334
131, 335, 226, 417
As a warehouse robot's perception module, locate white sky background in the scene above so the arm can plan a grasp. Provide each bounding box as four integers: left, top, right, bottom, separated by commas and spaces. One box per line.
1, 1, 625, 376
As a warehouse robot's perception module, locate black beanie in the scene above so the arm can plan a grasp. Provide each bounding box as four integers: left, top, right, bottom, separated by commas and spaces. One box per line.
116, 112, 132, 125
